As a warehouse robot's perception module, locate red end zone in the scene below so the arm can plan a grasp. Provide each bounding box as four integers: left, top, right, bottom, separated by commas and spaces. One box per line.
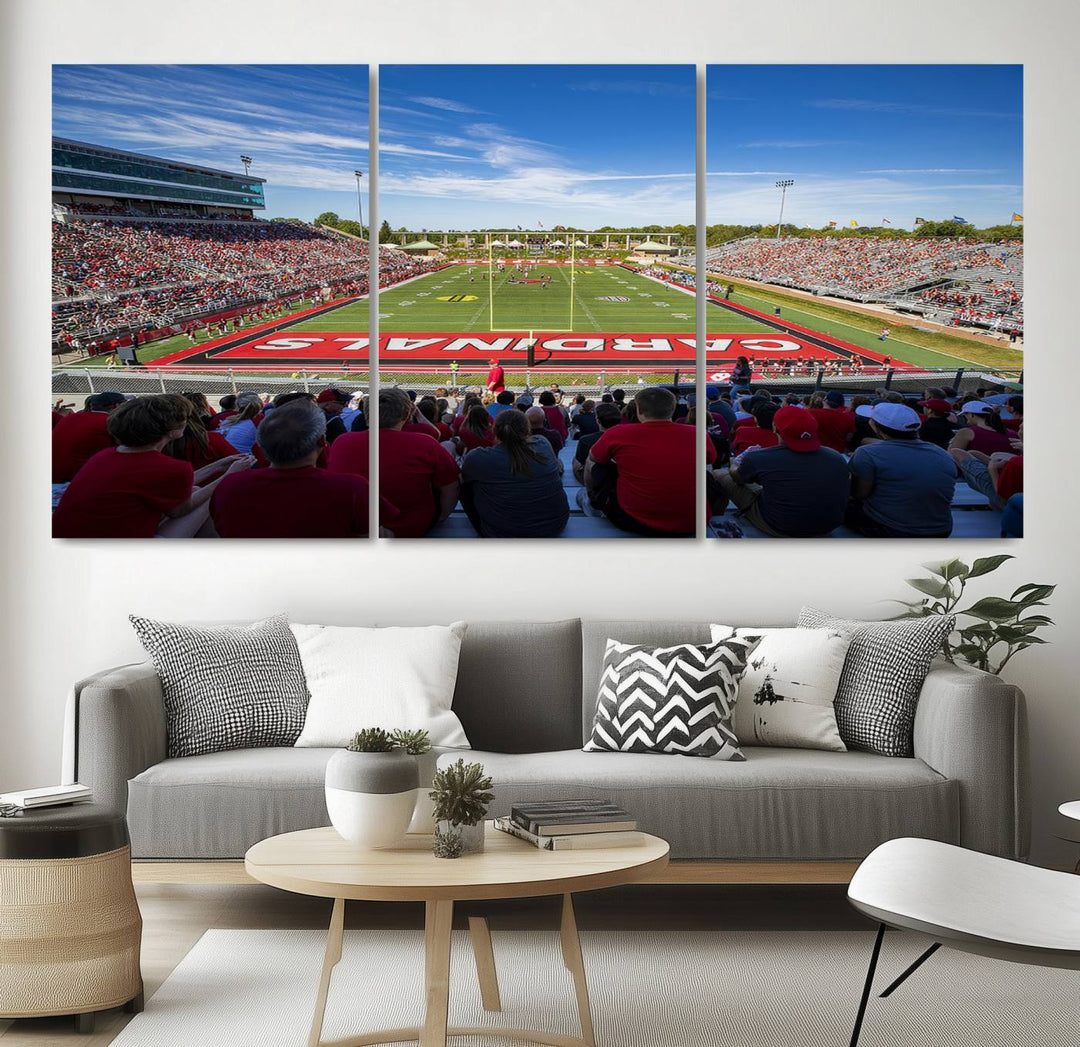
155, 330, 861, 370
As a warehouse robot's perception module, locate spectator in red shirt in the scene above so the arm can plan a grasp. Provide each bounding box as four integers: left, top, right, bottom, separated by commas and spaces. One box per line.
456, 405, 496, 454
52, 391, 126, 483
731, 402, 780, 456
486, 358, 506, 394
585, 386, 707, 537
537, 390, 569, 441
209, 393, 238, 430
330, 388, 459, 537
211, 400, 384, 538
525, 406, 565, 455
808, 390, 856, 453
53, 394, 255, 538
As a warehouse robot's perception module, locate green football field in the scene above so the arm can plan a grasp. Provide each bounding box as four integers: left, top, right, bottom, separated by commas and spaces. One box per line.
376, 263, 696, 333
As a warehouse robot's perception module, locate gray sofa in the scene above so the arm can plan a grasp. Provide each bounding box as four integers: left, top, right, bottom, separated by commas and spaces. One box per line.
64, 618, 1030, 865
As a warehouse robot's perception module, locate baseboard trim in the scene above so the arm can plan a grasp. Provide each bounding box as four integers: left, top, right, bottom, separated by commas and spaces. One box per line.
131, 860, 859, 887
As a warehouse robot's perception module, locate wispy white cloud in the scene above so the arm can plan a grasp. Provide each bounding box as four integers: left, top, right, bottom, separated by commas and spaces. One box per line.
409, 95, 485, 114
859, 168, 1003, 175
807, 98, 1019, 119
567, 78, 693, 98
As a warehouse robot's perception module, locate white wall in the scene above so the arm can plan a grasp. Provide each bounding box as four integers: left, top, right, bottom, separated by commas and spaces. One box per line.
2, 0, 1078, 866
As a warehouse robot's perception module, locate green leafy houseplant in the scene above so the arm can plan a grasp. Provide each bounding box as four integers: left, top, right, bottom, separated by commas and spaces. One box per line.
890, 555, 1054, 675
347, 728, 431, 754
430, 759, 494, 827
432, 824, 464, 860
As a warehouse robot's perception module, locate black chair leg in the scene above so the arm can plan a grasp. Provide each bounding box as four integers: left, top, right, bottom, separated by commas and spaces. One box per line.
75, 1010, 96, 1035
879, 942, 941, 998
849, 923, 886, 1047
123, 988, 145, 1014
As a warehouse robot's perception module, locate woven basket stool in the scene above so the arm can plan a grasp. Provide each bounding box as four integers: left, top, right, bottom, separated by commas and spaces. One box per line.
0, 804, 143, 1034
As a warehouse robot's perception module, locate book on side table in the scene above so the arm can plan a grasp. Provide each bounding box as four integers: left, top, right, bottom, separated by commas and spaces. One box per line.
0, 783, 93, 810
495, 799, 639, 850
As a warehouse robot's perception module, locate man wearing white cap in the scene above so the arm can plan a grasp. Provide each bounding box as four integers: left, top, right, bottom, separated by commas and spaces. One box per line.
848, 402, 957, 538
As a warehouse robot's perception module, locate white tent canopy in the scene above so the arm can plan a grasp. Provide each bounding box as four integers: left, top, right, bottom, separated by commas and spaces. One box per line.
573, 239, 588, 247
490, 239, 505, 247
506, 238, 523, 247
549, 239, 566, 247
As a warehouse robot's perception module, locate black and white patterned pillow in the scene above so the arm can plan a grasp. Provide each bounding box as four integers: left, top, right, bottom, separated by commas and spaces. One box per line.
797, 607, 955, 757
584, 637, 756, 760
130, 614, 310, 758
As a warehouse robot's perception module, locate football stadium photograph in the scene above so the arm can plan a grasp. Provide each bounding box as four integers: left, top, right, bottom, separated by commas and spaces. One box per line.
701, 64, 1023, 540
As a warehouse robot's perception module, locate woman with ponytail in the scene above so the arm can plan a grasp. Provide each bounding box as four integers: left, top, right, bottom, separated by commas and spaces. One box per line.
459, 408, 569, 538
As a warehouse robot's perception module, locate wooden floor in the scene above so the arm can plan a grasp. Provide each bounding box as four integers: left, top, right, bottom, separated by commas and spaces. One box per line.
0, 882, 867, 1044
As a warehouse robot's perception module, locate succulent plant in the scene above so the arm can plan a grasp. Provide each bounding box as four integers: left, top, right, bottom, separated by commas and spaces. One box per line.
432, 824, 464, 859
347, 727, 395, 753
389, 728, 432, 755
429, 759, 494, 826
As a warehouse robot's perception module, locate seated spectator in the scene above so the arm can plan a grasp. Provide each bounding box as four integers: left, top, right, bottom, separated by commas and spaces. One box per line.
714, 406, 850, 537
808, 390, 856, 453
950, 448, 1023, 511
329, 388, 459, 538
525, 406, 564, 454
848, 402, 877, 450
218, 391, 264, 454
949, 401, 1017, 456
538, 390, 569, 440
573, 403, 622, 484
316, 387, 351, 443
572, 400, 599, 438
459, 409, 569, 538
585, 387, 704, 537
1001, 395, 1023, 432
731, 402, 780, 456
457, 405, 497, 454
417, 398, 452, 441
451, 394, 483, 433
848, 403, 957, 538
488, 390, 515, 418
918, 398, 958, 449
209, 393, 237, 430
181, 391, 214, 428
52, 391, 126, 483
165, 398, 240, 470
53, 394, 254, 538
211, 400, 380, 538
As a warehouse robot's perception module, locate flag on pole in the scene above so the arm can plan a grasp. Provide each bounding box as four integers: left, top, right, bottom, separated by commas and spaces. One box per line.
881, 218, 892, 225
952, 215, 969, 224
1011, 212, 1023, 222
537, 220, 544, 228
914, 217, 927, 226
828, 220, 837, 228
849, 220, 858, 228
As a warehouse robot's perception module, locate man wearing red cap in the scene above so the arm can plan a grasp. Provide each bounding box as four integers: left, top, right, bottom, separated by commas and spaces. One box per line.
486, 358, 505, 394
714, 405, 850, 537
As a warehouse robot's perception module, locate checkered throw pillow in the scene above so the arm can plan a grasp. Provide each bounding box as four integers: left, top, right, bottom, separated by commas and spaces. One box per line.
584, 636, 756, 760
797, 607, 954, 757
130, 614, 310, 758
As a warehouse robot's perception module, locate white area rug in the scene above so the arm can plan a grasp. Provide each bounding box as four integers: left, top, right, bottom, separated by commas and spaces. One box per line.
112, 928, 1079, 1046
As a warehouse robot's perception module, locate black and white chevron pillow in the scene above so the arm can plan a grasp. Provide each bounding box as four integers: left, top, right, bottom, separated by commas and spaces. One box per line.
130, 613, 310, 759
584, 637, 756, 759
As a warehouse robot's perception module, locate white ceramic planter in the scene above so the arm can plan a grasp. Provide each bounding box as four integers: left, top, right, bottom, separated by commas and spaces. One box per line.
325, 750, 418, 849
437, 819, 486, 854
408, 749, 440, 835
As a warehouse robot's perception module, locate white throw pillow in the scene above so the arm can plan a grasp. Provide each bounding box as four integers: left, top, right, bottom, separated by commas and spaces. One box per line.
291, 623, 470, 748
710, 625, 849, 752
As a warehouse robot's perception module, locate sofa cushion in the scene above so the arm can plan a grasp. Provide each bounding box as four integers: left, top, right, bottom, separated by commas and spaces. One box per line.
581, 620, 712, 743
453, 619, 582, 753
127, 747, 336, 859
459, 747, 958, 861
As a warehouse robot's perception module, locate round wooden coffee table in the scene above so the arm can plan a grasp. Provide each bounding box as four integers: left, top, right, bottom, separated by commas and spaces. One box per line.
245, 823, 669, 1047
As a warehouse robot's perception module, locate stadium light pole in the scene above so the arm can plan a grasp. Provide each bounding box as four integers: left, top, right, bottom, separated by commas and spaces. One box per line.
240, 155, 253, 178
354, 170, 365, 237
775, 179, 794, 239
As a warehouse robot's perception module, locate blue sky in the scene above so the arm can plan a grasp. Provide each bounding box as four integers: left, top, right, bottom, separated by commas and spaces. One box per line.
379, 66, 696, 229
52, 65, 368, 221
707, 65, 1023, 229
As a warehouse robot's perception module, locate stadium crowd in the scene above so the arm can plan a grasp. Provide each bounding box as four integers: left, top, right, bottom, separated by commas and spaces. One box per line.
705, 383, 1023, 538
703, 237, 1023, 298
51, 216, 444, 346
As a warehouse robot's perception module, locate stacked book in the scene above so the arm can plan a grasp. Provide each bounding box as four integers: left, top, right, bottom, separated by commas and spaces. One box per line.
494, 799, 638, 851
0, 783, 92, 811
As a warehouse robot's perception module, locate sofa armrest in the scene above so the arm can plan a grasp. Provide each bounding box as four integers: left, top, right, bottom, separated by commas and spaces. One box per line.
913, 660, 1029, 859
66, 662, 167, 816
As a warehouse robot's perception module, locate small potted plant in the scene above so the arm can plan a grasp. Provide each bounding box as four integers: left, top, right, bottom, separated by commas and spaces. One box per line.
430, 758, 494, 856
324, 727, 430, 849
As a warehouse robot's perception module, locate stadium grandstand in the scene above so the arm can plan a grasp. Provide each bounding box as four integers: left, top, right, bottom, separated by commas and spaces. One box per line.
689, 235, 1024, 336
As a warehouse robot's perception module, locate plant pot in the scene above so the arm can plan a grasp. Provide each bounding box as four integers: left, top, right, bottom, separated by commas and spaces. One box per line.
324, 750, 418, 849
437, 819, 485, 854
408, 749, 440, 835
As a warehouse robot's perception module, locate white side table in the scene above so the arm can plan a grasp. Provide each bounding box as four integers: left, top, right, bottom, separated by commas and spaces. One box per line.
1057, 800, 1080, 873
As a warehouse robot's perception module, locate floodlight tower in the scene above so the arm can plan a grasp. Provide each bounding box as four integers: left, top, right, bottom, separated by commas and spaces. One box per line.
354, 170, 365, 236
240, 155, 253, 177
775, 179, 795, 240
